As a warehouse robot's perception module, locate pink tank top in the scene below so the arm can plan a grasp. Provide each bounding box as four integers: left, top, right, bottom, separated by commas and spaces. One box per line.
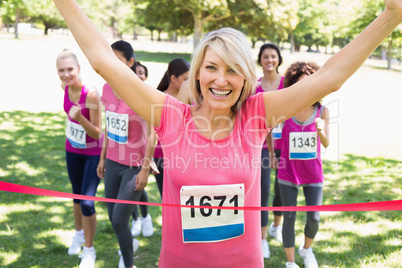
101, 84, 147, 166
64, 85, 103, 155
255, 76, 284, 150
153, 140, 163, 158
278, 106, 324, 185
155, 94, 269, 267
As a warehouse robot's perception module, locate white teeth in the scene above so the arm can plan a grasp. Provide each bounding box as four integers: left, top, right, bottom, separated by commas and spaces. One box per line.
211, 89, 231, 96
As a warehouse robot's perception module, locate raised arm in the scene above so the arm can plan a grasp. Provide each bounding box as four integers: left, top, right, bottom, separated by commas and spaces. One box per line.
264, 0, 402, 127
53, 0, 166, 126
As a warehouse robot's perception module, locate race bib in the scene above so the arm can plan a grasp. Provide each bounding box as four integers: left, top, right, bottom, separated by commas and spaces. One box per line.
106, 111, 129, 144
272, 123, 283, 140
289, 132, 317, 160
66, 119, 86, 148
180, 184, 245, 243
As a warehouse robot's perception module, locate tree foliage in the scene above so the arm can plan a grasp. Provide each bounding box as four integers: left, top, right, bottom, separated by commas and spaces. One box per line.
1, 0, 400, 68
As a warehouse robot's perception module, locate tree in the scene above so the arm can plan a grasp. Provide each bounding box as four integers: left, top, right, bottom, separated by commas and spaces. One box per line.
170, 0, 231, 49
1, 0, 29, 38
350, 0, 401, 69
292, 0, 336, 52
134, 0, 171, 41
26, 0, 65, 35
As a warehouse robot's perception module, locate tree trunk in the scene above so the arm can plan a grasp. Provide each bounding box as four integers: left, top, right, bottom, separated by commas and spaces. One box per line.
193, 15, 203, 50
251, 39, 257, 49
290, 33, 295, 53
157, 29, 162, 41
44, 25, 50, 35
15, 7, 20, 39
133, 26, 138, 40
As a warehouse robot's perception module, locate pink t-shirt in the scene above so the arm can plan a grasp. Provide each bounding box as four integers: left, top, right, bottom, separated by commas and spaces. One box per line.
64, 85, 103, 155
155, 94, 269, 268
101, 84, 147, 166
255, 76, 284, 150
278, 106, 324, 185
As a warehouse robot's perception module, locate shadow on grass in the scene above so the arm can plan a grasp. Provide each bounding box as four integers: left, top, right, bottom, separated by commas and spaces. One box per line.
135, 51, 191, 64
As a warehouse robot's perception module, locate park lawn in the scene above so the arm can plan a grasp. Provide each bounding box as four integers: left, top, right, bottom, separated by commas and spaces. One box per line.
0, 111, 401, 268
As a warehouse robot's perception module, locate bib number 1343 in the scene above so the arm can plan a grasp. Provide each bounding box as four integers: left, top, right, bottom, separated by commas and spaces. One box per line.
180, 184, 245, 243
289, 132, 317, 160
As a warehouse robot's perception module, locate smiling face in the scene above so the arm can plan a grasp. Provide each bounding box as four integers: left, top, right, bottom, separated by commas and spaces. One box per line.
197, 48, 245, 114
56, 56, 81, 88
260, 48, 279, 73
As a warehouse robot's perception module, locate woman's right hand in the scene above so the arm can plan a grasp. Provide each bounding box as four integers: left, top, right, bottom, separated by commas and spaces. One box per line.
97, 158, 105, 179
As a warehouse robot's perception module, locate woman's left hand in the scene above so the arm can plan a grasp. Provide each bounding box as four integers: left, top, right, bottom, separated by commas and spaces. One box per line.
134, 168, 149, 191
315, 117, 325, 133
68, 102, 83, 122
385, 0, 402, 20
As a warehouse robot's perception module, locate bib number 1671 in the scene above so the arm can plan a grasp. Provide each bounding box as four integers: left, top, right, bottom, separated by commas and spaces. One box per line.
185, 195, 239, 218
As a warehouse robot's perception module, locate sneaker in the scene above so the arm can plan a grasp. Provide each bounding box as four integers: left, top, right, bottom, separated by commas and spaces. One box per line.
133, 238, 139, 253
268, 223, 283, 242
68, 233, 85, 255
131, 218, 142, 237
141, 214, 154, 237
78, 247, 96, 268
286, 262, 300, 268
262, 239, 270, 259
298, 245, 318, 268
118, 256, 125, 268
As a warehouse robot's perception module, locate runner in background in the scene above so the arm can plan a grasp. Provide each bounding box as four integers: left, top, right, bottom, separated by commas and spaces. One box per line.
154, 58, 190, 198
278, 62, 329, 268
96, 40, 156, 268
57, 49, 103, 268
255, 43, 285, 259
130, 60, 156, 238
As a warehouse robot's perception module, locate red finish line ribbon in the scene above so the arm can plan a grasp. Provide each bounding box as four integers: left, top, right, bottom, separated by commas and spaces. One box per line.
1, 181, 401, 212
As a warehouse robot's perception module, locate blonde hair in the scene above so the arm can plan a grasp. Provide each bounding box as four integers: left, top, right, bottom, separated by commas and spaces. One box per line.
56, 49, 80, 66
189, 27, 257, 113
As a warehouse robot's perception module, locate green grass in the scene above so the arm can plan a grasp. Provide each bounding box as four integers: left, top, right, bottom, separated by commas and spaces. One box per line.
0, 111, 401, 267
134, 50, 191, 64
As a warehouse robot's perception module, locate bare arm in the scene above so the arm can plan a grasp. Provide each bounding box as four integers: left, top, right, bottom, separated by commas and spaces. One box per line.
264, 1, 402, 127
265, 132, 278, 169
316, 107, 329, 148
97, 128, 108, 179
135, 124, 158, 191
53, 0, 166, 126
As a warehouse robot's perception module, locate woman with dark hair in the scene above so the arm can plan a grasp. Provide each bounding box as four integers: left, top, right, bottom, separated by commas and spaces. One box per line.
97, 40, 156, 268
256, 43, 284, 258
111, 40, 137, 73
134, 61, 148, 82
154, 58, 190, 198
279, 62, 329, 268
